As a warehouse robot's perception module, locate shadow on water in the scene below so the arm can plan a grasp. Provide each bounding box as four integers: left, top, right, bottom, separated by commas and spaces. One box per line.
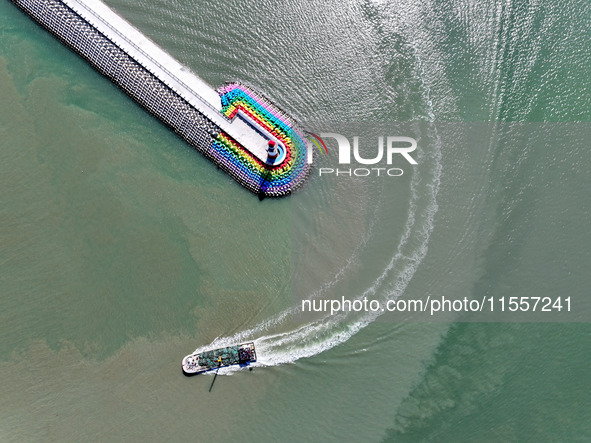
257, 153, 275, 201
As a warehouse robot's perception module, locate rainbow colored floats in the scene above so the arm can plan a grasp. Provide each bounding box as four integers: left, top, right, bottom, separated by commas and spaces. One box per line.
212, 83, 311, 198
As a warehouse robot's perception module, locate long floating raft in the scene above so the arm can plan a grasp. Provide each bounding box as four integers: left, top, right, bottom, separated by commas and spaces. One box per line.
10, 0, 311, 197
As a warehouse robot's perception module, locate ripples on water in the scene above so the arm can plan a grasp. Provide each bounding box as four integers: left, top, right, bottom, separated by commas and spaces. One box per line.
123, 0, 450, 367
2, 0, 589, 440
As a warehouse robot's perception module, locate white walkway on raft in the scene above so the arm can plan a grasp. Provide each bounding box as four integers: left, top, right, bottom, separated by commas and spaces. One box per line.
63, 0, 275, 161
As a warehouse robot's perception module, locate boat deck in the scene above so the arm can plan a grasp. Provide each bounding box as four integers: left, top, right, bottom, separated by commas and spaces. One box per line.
182, 343, 256, 375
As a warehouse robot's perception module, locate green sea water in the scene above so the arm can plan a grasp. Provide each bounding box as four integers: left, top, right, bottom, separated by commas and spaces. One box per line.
1, 0, 590, 441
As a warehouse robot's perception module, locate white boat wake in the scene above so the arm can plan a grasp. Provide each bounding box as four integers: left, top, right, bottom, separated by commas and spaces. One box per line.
192, 10, 445, 373
193, 124, 442, 373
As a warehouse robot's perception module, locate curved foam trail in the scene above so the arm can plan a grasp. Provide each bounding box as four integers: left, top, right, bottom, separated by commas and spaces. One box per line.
195, 12, 445, 373
197, 137, 441, 374
196, 129, 442, 373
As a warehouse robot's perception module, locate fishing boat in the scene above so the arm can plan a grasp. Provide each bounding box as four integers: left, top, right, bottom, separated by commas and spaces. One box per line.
182, 343, 256, 376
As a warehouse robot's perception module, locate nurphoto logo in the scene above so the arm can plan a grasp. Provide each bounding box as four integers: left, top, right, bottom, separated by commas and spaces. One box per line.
305, 132, 418, 177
